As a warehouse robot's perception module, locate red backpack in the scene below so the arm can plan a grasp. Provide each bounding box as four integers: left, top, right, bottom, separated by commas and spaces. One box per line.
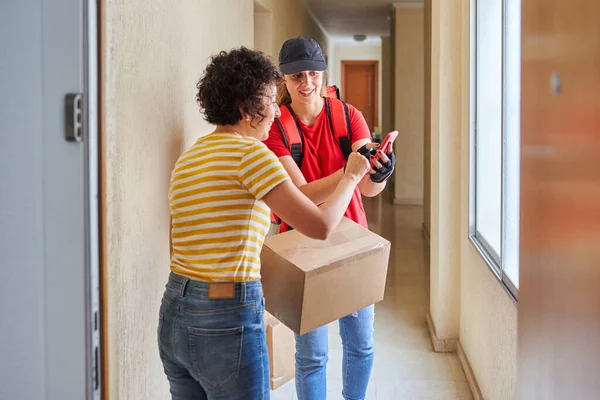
270, 85, 353, 226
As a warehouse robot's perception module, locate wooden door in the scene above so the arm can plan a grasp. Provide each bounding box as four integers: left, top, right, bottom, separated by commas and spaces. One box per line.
341, 60, 379, 132
517, 0, 600, 398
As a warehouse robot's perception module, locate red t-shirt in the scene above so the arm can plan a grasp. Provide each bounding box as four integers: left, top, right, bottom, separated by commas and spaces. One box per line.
263, 102, 372, 232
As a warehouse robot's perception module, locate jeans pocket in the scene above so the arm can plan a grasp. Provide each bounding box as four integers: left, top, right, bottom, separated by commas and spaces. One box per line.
188, 326, 244, 389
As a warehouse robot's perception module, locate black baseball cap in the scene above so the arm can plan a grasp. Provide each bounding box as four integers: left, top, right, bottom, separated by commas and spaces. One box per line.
278, 37, 327, 75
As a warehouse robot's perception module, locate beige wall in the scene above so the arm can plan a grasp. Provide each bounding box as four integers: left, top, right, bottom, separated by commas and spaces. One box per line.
427, 0, 518, 399
254, 1, 274, 57
394, 7, 425, 205
101, 0, 325, 398
423, 0, 432, 235
255, 0, 329, 61
429, 0, 461, 341
330, 43, 383, 131
382, 36, 395, 137
460, 249, 518, 399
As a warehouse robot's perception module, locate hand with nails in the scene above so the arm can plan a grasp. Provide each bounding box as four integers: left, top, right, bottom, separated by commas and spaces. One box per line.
356, 142, 396, 183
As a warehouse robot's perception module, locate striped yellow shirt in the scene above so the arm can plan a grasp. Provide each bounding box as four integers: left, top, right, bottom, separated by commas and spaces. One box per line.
169, 133, 290, 282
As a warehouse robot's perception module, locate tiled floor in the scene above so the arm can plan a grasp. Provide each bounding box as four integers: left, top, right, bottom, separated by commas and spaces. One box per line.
272, 191, 472, 399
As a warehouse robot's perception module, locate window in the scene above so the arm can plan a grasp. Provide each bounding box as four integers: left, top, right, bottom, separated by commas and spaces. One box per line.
470, 0, 521, 300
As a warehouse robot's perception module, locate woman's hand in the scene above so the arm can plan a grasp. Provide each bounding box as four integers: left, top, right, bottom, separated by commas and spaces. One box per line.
264, 152, 371, 240
370, 149, 396, 183
344, 152, 371, 183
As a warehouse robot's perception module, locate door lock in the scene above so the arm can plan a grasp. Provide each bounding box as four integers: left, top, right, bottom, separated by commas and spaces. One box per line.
65, 93, 83, 142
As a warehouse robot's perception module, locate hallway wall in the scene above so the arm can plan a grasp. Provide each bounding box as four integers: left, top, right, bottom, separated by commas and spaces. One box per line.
423, 0, 432, 236
254, 0, 330, 61
394, 6, 425, 205
329, 42, 383, 131
427, 0, 518, 398
102, 1, 327, 398
102, 1, 249, 398
382, 36, 396, 138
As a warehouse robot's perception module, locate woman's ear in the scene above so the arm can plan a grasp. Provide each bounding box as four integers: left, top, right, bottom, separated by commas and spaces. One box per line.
239, 107, 251, 121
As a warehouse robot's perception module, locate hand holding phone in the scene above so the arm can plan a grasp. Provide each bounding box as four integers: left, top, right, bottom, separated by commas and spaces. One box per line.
369, 130, 397, 183
379, 130, 398, 155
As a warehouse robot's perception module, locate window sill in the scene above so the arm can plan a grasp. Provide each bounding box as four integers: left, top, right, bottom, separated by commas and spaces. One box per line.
469, 235, 519, 304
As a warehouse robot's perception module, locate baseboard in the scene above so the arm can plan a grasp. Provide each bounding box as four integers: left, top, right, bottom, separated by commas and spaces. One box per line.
457, 342, 484, 400
426, 313, 457, 353
393, 197, 424, 205
421, 223, 430, 245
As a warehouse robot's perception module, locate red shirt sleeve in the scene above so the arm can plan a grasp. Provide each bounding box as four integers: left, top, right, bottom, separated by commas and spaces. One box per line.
346, 104, 373, 144
263, 121, 290, 158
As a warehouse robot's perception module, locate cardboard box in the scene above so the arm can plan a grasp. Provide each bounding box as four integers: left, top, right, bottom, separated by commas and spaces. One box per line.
261, 218, 391, 335
264, 311, 296, 390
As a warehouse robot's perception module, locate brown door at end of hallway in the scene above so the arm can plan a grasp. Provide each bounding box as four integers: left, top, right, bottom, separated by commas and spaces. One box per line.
341, 60, 379, 132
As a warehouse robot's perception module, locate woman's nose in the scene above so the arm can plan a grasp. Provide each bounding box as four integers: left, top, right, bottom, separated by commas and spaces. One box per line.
274, 103, 281, 118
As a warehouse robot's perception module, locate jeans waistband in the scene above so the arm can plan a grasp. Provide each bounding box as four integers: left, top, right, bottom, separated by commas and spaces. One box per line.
166, 272, 263, 303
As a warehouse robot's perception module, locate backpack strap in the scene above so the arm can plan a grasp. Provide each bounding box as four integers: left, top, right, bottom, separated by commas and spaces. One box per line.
324, 85, 341, 99
274, 88, 352, 166
270, 89, 350, 230
274, 105, 304, 168
324, 97, 353, 161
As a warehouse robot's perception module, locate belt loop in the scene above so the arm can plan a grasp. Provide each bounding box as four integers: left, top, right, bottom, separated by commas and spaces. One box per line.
179, 278, 189, 298
240, 282, 246, 304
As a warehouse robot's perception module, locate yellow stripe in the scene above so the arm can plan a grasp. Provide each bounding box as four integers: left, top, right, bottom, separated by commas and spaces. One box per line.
170, 183, 242, 203
240, 145, 272, 170
172, 224, 264, 239
193, 136, 243, 148
174, 216, 250, 229
177, 255, 261, 266
173, 164, 238, 185
172, 204, 254, 220
173, 193, 252, 210
170, 175, 237, 195
174, 235, 261, 247
254, 170, 288, 197
174, 155, 239, 174
240, 148, 269, 169
200, 136, 245, 145
175, 245, 258, 257
240, 158, 273, 182
249, 210, 271, 223
172, 211, 269, 229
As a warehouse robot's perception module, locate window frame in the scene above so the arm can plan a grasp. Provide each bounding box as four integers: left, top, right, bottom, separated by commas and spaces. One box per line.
469, 0, 519, 302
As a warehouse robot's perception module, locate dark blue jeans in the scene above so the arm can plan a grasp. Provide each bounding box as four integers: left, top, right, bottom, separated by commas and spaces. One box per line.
157, 273, 269, 400
295, 305, 375, 400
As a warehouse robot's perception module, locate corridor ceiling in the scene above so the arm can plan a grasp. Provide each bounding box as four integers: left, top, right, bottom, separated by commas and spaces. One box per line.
304, 0, 424, 39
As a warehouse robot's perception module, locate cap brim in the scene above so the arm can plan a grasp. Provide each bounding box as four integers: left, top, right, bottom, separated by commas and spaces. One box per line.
279, 59, 327, 74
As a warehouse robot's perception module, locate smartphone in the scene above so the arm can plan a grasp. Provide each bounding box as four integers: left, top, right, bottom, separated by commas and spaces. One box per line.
379, 130, 398, 155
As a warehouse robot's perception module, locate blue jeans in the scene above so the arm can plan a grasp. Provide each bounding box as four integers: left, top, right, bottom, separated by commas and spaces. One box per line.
157, 273, 269, 400
295, 305, 375, 400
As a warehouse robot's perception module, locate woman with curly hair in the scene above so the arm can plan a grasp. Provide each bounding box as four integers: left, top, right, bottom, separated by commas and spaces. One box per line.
157, 47, 370, 400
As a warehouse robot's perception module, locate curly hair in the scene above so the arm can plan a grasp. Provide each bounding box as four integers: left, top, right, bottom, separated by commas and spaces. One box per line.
196, 47, 282, 126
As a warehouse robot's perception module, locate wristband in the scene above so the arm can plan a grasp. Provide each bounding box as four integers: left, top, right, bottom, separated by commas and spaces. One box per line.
356, 144, 378, 159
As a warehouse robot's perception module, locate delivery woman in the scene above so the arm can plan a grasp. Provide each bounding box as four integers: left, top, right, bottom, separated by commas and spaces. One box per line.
157, 46, 370, 400
263, 37, 396, 400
